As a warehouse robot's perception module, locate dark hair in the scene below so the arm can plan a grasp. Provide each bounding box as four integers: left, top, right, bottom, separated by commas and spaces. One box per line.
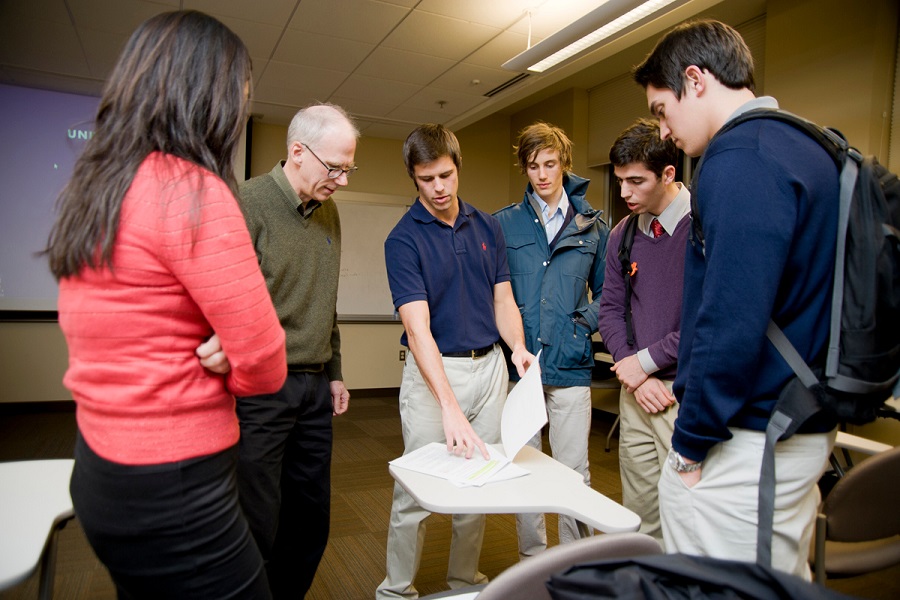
514, 122, 573, 174
402, 123, 461, 180
45, 10, 252, 279
633, 19, 755, 98
608, 118, 679, 177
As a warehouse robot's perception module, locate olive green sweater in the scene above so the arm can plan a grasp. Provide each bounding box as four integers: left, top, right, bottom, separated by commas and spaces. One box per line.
238, 162, 342, 381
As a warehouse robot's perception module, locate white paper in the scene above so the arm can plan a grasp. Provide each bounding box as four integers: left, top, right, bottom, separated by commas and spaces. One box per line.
500, 349, 547, 459
388, 351, 546, 486
452, 459, 530, 487
390, 442, 512, 487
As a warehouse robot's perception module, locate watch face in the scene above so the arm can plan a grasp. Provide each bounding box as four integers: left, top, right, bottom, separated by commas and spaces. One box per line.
668, 450, 698, 473
667, 452, 678, 471
667, 451, 683, 471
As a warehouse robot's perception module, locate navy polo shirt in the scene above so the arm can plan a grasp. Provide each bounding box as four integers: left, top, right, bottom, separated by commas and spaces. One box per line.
385, 197, 511, 353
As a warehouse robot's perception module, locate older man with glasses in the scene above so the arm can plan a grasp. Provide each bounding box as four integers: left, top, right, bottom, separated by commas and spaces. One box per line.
234, 102, 359, 598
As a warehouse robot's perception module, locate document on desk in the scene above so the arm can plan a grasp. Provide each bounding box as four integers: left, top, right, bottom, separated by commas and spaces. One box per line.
500, 349, 547, 460
390, 442, 515, 487
388, 352, 544, 486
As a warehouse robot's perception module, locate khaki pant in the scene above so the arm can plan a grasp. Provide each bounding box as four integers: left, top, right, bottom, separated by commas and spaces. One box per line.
659, 427, 836, 580
618, 382, 678, 548
515, 384, 594, 558
376, 346, 507, 600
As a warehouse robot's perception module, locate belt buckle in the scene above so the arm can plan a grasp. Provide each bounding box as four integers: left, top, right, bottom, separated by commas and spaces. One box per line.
471, 349, 477, 359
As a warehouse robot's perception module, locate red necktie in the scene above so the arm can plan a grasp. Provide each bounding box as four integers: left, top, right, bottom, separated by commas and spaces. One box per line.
651, 218, 664, 239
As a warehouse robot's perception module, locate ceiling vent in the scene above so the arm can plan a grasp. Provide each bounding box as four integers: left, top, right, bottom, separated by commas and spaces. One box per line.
483, 73, 530, 98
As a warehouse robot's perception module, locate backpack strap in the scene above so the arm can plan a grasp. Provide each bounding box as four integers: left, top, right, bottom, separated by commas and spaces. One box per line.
617, 214, 640, 347
757, 322, 826, 567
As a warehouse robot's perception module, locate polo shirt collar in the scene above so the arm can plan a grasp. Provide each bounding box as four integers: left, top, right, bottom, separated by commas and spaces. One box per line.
410, 196, 474, 227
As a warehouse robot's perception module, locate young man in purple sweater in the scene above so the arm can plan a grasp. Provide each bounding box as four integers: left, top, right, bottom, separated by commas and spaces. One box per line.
597, 118, 689, 548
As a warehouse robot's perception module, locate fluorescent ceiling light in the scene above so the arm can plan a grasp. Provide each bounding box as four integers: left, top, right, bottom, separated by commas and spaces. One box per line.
502, 0, 690, 73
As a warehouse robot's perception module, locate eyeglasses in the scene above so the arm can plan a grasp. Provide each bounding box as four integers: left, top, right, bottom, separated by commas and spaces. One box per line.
301, 143, 358, 179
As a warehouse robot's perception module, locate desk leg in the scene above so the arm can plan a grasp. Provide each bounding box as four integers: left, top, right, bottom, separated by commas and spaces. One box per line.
38, 518, 72, 600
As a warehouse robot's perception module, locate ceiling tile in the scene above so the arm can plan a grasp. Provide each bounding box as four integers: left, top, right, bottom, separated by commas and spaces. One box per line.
356, 47, 455, 86
251, 102, 305, 125
216, 16, 284, 62
67, 0, 169, 34
79, 27, 128, 80
360, 121, 418, 141
0, 0, 73, 24
375, 0, 419, 9
251, 85, 322, 111
333, 73, 420, 107
255, 61, 349, 97
400, 86, 485, 115
0, 65, 102, 96
329, 95, 401, 119
387, 104, 458, 126
289, 0, 410, 45
185, 0, 297, 25
458, 30, 529, 70
0, 16, 90, 77
431, 63, 518, 96
416, 0, 534, 29
273, 29, 375, 72
382, 11, 499, 61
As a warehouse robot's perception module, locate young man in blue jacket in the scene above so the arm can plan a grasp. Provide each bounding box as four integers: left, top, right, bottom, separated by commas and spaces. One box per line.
634, 20, 838, 579
494, 122, 609, 559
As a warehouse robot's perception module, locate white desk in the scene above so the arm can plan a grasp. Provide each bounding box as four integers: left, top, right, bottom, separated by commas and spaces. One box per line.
389, 445, 640, 534
835, 431, 893, 455
0, 459, 75, 598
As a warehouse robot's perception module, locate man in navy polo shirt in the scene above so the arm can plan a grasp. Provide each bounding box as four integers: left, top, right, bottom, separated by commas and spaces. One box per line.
376, 123, 534, 600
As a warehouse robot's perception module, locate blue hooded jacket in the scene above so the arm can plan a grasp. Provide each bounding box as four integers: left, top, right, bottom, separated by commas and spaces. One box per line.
494, 173, 609, 387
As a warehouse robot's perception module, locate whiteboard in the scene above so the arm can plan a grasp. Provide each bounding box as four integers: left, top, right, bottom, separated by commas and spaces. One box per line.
333, 192, 410, 321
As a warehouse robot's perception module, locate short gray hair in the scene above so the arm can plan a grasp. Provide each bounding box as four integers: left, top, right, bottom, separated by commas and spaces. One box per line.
286, 102, 360, 151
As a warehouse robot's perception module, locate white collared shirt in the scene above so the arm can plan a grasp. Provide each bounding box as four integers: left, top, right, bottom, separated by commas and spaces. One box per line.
532, 189, 570, 245
637, 182, 691, 237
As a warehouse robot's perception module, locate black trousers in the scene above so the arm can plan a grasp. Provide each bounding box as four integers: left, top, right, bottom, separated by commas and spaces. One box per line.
236, 371, 333, 599
70, 433, 270, 600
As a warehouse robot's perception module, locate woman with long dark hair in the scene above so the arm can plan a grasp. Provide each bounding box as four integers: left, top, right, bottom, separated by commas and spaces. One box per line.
44, 11, 286, 598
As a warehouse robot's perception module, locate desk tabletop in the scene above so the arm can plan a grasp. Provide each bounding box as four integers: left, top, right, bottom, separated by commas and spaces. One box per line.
390, 445, 639, 534
0, 459, 75, 590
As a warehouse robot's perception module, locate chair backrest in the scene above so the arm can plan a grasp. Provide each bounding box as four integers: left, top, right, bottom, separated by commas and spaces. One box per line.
476, 532, 663, 600
823, 444, 900, 542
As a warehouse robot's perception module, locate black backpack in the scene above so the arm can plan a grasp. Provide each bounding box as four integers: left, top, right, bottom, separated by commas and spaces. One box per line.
689, 107, 900, 568
616, 213, 641, 347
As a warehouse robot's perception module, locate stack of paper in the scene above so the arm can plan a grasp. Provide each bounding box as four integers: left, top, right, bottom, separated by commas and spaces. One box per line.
389, 350, 547, 486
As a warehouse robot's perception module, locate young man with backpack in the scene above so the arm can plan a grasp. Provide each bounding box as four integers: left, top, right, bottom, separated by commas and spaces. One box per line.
633, 19, 839, 579
597, 118, 689, 549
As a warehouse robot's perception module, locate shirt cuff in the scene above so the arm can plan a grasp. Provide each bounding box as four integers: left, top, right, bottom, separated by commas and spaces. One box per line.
637, 349, 659, 375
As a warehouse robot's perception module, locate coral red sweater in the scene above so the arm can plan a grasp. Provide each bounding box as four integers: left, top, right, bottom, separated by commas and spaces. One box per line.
58, 152, 286, 465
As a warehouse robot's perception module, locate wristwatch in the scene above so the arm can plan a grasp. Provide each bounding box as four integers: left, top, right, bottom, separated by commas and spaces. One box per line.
668, 450, 702, 473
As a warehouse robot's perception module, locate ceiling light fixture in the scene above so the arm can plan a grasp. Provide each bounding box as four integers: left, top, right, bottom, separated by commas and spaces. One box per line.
502, 0, 691, 74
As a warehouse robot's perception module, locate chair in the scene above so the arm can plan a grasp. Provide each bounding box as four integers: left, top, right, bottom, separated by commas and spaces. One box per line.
812, 444, 900, 584
422, 532, 663, 600
591, 341, 621, 452
0, 459, 76, 600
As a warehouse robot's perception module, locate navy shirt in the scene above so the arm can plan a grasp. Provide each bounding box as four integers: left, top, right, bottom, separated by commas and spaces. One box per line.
385, 197, 511, 353
673, 113, 839, 461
